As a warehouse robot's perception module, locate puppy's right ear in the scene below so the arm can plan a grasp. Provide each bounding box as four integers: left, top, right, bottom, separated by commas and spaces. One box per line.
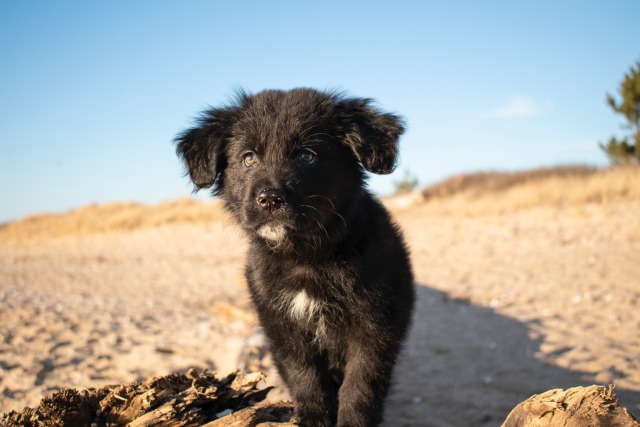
174, 107, 239, 191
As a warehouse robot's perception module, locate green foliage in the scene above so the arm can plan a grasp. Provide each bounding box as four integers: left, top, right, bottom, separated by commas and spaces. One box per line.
393, 169, 419, 195
599, 137, 639, 165
600, 59, 640, 165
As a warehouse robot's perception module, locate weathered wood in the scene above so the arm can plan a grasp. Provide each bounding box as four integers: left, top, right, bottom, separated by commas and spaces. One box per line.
3, 372, 638, 427
0, 370, 287, 427
201, 401, 296, 427
501, 385, 639, 427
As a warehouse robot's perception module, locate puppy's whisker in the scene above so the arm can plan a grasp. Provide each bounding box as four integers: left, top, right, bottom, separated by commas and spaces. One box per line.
302, 210, 331, 243
328, 209, 347, 229
300, 213, 324, 247
308, 194, 336, 209
300, 208, 330, 241
307, 196, 348, 228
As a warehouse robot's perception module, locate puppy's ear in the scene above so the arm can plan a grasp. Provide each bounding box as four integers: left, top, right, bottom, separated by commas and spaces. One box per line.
336, 98, 406, 174
174, 106, 239, 191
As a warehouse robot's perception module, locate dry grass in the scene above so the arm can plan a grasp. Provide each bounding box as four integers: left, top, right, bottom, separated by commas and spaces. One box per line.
0, 198, 227, 242
2, 165, 639, 241
421, 165, 598, 199
394, 165, 640, 217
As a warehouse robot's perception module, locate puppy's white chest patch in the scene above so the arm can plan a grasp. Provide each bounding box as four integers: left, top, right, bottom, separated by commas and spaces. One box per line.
289, 290, 319, 321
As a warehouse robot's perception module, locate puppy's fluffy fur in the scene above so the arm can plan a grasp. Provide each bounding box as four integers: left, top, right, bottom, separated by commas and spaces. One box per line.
175, 88, 414, 426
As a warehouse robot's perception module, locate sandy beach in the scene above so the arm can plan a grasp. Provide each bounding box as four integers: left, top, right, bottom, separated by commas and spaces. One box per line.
1, 167, 639, 426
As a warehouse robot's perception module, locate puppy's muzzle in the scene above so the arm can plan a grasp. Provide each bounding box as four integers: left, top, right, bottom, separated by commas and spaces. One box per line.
256, 188, 285, 212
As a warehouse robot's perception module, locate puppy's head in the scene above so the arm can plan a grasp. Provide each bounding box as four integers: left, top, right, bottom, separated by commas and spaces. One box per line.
175, 88, 405, 247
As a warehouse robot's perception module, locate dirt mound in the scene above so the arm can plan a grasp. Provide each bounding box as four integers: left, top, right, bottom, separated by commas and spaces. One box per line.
0, 370, 294, 427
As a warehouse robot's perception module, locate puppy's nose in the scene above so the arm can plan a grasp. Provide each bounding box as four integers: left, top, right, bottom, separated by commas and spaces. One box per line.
256, 189, 286, 211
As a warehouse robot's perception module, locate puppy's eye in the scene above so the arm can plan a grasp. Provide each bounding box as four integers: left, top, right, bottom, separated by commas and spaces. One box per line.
243, 151, 257, 167
297, 149, 317, 166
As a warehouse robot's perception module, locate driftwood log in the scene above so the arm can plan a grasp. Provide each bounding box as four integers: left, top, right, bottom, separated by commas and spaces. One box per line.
1, 370, 638, 427
502, 385, 639, 427
0, 369, 294, 427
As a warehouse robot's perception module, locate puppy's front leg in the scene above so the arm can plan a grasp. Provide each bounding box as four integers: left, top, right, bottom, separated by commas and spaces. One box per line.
272, 347, 336, 427
336, 342, 398, 427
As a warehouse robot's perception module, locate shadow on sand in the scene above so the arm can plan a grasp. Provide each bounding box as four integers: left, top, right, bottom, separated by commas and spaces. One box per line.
384, 283, 640, 427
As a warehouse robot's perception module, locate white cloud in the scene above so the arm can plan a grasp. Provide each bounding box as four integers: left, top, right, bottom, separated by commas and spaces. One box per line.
487, 96, 552, 118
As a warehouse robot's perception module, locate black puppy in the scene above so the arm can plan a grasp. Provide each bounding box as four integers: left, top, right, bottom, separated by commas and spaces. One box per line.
175, 88, 414, 427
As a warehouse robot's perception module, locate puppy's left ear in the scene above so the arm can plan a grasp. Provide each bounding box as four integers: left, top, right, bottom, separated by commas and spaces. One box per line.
336, 98, 406, 174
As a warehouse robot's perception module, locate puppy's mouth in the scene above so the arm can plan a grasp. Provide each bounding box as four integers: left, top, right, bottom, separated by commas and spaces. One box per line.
255, 222, 289, 245
251, 199, 339, 246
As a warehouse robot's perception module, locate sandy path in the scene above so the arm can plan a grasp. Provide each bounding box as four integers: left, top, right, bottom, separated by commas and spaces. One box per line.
1, 202, 639, 426
386, 202, 640, 425
0, 223, 252, 411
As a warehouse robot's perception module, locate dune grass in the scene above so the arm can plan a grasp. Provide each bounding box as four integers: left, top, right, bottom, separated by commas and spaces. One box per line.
0, 198, 227, 241
2, 165, 638, 241
421, 165, 598, 199
402, 165, 640, 216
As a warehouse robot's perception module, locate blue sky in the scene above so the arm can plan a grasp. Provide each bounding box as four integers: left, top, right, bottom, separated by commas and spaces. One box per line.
1, 1, 638, 223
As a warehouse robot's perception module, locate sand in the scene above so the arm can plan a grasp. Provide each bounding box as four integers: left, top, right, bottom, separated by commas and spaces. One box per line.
1, 196, 639, 426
